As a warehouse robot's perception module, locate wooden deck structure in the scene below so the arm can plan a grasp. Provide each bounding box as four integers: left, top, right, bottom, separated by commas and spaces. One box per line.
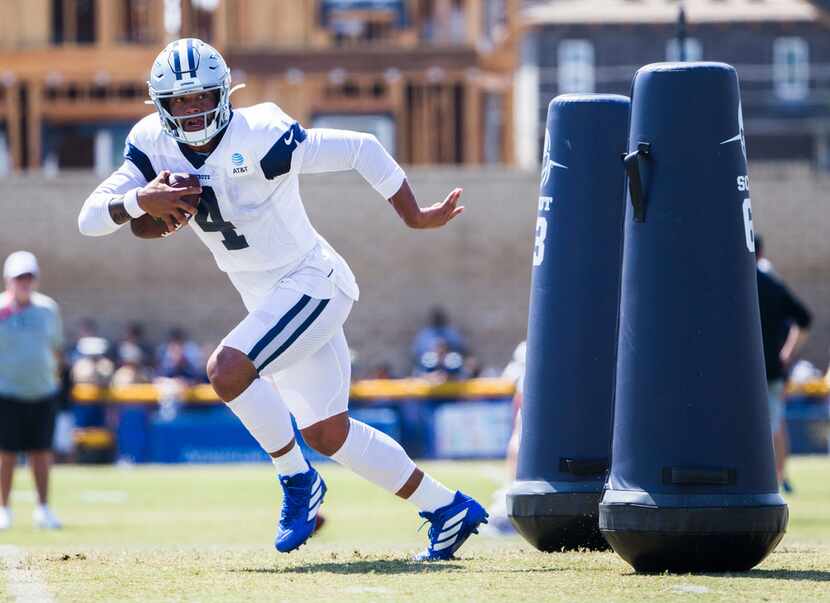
0, 0, 519, 170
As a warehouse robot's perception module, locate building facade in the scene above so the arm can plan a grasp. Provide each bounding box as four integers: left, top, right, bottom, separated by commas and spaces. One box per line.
515, 0, 830, 170
0, 0, 519, 173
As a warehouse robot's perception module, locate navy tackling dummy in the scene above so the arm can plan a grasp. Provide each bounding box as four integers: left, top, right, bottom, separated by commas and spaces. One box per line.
78, 38, 487, 560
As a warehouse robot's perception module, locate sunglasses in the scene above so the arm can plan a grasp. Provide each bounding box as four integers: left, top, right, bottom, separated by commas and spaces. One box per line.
11, 273, 36, 282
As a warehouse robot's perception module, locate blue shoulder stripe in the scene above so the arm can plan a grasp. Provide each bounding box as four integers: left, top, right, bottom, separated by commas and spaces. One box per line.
124, 143, 157, 182
260, 121, 307, 180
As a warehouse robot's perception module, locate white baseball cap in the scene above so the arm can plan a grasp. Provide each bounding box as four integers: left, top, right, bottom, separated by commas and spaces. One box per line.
3, 251, 39, 279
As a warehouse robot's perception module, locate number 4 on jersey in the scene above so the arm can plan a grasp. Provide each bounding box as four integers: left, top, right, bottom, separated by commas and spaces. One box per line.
194, 186, 249, 251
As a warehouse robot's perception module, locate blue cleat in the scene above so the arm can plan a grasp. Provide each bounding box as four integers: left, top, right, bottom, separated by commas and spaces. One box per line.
274, 467, 326, 553
415, 491, 489, 561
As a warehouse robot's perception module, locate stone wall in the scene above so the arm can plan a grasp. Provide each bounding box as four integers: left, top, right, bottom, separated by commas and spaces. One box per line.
1, 163, 827, 375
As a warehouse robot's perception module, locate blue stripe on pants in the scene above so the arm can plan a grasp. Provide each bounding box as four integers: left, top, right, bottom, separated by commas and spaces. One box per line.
256, 298, 330, 373
247, 295, 311, 362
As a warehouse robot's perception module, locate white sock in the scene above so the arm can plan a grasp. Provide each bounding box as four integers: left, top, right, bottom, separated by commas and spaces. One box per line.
408, 473, 456, 513
226, 378, 295, 454
330, 418, 416, 494
271, 441, 309, 477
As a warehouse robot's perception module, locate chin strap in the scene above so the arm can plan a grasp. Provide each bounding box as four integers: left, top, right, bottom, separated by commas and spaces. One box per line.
229, 83, 246, 96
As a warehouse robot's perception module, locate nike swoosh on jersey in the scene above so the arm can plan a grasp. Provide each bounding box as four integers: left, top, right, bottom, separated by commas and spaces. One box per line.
284, 129, 295, 146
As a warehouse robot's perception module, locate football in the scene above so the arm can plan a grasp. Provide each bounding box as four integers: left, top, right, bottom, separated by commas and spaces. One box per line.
129, 173, 201, 239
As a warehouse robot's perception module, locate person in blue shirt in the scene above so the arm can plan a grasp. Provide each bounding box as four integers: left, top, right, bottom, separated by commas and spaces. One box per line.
0, 251, 63, 530
411, 307, 467, 369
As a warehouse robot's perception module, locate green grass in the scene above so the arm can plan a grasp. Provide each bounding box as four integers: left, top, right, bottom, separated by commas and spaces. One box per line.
0, 457, 828, 602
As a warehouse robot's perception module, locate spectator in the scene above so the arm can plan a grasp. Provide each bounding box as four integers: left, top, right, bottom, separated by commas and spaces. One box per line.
485, 340, 527, 535
154, 329, 204, 421
111, 342, 153, 387
464, 356, 484, 379
157, 338, 203, 383
755, 235, 812, 492
413, 339, 466, 382
117, 322, 154, 372
52, 359, 75, 463
411, 307, 467, 363
67, 318, 112, 366
502, 340, 526, 482
0, 251, 63, 530
70, 339, 115, 387
157, 327, 204, 380
66, 317, 114, 387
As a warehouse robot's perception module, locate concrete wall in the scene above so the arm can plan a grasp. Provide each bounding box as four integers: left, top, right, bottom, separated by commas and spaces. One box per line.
1, 163, 828, 375
0, 168, 538, 375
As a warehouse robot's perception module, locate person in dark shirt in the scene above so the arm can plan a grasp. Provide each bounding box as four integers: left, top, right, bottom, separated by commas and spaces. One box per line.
755, 235, 812, 490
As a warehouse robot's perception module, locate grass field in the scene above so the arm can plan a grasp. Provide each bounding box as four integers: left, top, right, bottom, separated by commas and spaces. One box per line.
0, 456, 828, 602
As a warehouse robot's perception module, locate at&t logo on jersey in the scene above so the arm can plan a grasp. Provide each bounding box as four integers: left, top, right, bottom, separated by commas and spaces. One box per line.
230, 152, 250, 177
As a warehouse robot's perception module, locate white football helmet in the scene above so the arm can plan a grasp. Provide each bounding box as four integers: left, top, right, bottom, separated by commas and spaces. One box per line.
148, 38, 234, 146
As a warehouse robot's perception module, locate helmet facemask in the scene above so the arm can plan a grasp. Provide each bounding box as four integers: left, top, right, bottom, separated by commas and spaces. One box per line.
150, 78, 231, 147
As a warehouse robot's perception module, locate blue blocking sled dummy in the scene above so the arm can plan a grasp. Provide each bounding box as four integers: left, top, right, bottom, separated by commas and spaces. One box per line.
507, 94, 630, 551
599, 63, 787, 573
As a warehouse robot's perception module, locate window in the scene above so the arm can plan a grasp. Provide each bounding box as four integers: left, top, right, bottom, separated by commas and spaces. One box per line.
125, 0, 155, 43
666, 37, 702, 62
53, 126, 95, 169
190, 0, 217, 42
50, 0, 64, 43
0, 131, 10, 176
483, 93, 504, 164
50, 0, 96, 44
774, 37, 809, 101
322, 0, 405, 44
558, 40, 594, 93
75, 0, 96, 43
482, 0, 507, 44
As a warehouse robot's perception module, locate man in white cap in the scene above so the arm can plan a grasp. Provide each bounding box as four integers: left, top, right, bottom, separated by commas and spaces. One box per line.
0, 251, 63, 530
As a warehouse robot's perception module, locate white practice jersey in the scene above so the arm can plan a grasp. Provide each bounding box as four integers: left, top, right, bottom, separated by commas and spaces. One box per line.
79, 102, 406, 304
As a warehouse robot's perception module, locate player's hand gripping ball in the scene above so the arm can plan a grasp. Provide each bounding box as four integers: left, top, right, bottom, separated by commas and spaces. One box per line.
130, 173, 201, 239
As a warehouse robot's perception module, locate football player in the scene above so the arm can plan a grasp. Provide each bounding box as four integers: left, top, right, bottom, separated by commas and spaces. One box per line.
78, 39, 487, 559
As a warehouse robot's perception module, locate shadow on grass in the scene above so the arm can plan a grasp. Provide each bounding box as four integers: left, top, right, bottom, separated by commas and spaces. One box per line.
719, 569, 830, 582
234, 559, 463, 575
623, 569, 830, 582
